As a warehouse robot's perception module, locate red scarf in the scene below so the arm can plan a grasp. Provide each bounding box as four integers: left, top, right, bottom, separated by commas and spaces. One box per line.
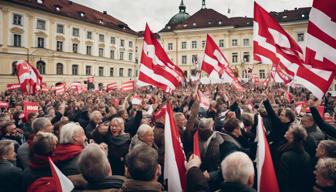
52, 144, 83, 162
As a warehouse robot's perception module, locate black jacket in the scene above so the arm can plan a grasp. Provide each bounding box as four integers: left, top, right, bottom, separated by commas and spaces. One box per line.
310, 106, 336, 138
219, 182, 256, 192
82, 175, 126, 191
186, 167, 210, 192
0, 160, 22, 192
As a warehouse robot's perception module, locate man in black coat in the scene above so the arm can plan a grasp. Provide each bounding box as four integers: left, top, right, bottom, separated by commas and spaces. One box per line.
0, 140, 22, 192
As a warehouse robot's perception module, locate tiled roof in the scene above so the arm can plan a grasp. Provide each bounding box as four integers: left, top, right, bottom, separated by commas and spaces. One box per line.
161, 7, 311, 32
4, 0, 138, 35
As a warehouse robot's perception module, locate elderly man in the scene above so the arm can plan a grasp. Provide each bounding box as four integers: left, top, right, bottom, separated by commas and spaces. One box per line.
0, 140, 22, 192
122, 145, 163, 191
17, 117, 53, 169
129, 124, 157, 151
313, 158, 336, 192
78, 143, 126, 191
85, 110, 102, 139
220, 152, 256, 192
53, 122, 86, 176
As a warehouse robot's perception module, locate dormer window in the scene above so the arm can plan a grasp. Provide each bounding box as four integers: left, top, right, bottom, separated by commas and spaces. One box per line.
55, 6, 61, 11
183, 24, 187, 27
99, 20, 104, 24
192, 22, 196, 26
167, 26, 171, 29
301, 14, 305, 18
37, 0, 43, 4
208, 21, 212, 25
80, 12, 85, 17
282, 15, 288, 19
218, 21, 222, 25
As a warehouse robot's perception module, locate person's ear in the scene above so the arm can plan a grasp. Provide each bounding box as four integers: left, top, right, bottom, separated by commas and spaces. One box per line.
125, 166, 130, 178
247, 175, 254, 187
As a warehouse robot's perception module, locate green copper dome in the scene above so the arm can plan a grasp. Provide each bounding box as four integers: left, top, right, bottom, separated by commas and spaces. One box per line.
167, 0, 190, 25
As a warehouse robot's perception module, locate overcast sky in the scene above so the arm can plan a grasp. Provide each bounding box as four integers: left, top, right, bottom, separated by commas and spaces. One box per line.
72, 0, 313, 32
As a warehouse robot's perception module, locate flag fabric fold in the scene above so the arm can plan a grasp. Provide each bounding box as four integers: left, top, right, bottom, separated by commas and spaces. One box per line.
138, 24, 184, 92
121, 80, 134, 92
256, 115, 279, 192
164, 102, 186, 192
48, 157, 74, 192
16, 60, 43, 95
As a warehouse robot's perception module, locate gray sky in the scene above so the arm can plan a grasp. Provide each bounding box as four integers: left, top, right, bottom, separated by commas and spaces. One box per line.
72, 0, 313, 32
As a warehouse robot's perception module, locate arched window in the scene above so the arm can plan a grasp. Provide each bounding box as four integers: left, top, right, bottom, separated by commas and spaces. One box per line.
56, 63, 63, 75
36, 60, 46, 74
11, 61, 18, 75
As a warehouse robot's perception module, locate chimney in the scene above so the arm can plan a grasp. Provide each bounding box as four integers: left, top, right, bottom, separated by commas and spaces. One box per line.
103, 11, 107, 15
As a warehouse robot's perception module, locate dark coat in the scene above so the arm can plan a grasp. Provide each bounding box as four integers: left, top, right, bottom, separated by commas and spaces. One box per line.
22, 166, 51, 192
81, 175, 126, 192
56, 154, 81, 176
124, 111, 143, 137
310, 106, 336, 138
0, 160, 22, 192
85, 121, 97, 139
219, 182, 256, 192
186, 167, 210, 192
278, 149, 314, 192
121, 179, 163, 192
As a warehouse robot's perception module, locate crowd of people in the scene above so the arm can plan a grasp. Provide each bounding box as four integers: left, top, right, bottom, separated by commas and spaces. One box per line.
0, 82, 335, 192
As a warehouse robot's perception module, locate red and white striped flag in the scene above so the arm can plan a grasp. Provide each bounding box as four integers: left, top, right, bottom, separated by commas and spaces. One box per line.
254, 2, 334, 99
251, 74, 260, 84
202, 35, 244, 90
6, 83, 21, 91
164, 102, 186, 192
70, 82, 82, 94
48, 157, 74, 192
256, 115, 279, 192
16, 60, 43, 95
121, 80, 134, 92
55, 83, 66, 95
106, 82, 118, 92
138, 24, 184, 92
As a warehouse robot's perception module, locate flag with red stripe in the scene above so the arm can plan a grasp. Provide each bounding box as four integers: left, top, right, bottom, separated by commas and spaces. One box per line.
138, 24, 184, 92
164, 102, 186, 192
256, 115, 279, 192
202, 34, 244, 90
16, 60, 43, 95
48, 157, 74, 192
55, 83, 66, 95
193, 131, 200, 156
121, 80, 134, 92
106, 82, 118, 92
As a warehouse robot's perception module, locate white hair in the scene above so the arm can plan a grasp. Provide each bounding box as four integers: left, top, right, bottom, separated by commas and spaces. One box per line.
221, 152, 254, 185
137, 124, 153, 138
89, 110, 102, 121
59, 122, 83, 144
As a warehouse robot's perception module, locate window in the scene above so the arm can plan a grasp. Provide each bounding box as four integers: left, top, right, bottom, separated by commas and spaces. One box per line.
36, 19, 46, 30
99, 34, 104, 42
99, 48, 104, 57
181, 42, 187, 49
110, 68, 114, 77
232, 39, 238, 47
219, 39, 224, 48
111, 37, 115, 44
168, 43, 173, 50
72, 65, 78, 75
13, 34, 21, 47
99, 67, 104, 77
129, 53, 133, 61
56, 41, 63, 51
119, 68, 124, 77
192, 55, 198, 65
36, 61, 45, 74
13, 14, 22, 25
243, 52, 250, 63
56, 24, 64, 34
86, 66, 92, 75
12, 61, 17, 75
73, 28, 79, 37
243, 38, 249, 47
259, 69, 266, 79
37, 37, 44, 48
232, 52, 238, 63
56, 63, 63, 75
120, 39, 124, 47
128, 69, 132, 77
202, 40, 206, 48
87, 31, 92, 39
110, 50, 115, 59
182, 55, 187, 64
129, 41, 133, 48
86, 46, 92, 55
297, 33, 304, 42
120, 52, 124, 60
192, 41, 197, 49
73, 43, 78, 53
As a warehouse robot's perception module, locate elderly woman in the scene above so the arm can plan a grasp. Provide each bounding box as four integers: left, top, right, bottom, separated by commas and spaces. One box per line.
92, 117, 131, 176
278, 124, 314, 192
53, 122, 86, 176
129, 124, 157, 152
